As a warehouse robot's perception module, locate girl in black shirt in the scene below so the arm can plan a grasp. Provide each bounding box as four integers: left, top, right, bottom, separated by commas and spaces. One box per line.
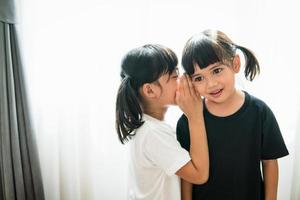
177, 30, 289, 200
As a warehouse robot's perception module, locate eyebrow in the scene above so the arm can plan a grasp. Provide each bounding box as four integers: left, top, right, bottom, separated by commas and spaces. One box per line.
191, 63, 221, 78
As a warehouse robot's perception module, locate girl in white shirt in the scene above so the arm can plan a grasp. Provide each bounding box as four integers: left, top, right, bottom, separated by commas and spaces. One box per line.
115, 44, 209, 200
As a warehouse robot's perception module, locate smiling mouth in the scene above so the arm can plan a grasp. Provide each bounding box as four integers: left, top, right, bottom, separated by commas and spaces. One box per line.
209, 89, 223, 97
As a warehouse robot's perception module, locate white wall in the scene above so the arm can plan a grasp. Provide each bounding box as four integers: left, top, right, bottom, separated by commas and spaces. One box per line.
19, 0, 299, 199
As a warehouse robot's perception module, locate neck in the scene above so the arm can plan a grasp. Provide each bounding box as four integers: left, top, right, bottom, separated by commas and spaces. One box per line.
205, 89, 244, 117
143, 105, 168, 121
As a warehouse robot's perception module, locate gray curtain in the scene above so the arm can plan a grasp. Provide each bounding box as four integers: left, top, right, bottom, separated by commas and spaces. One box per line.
0, 0, 45, 199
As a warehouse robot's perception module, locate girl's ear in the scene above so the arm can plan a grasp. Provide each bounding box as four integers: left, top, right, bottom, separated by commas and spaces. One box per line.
232, 55, 241, 73
141, 83, 161, 99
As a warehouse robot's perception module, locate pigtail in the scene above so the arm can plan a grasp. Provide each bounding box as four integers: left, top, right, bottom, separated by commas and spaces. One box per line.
236, 45, 260, 81
115, 77, 144, 144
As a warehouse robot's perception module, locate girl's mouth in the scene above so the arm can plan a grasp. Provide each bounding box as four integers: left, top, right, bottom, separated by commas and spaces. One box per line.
209, 89, 223, 98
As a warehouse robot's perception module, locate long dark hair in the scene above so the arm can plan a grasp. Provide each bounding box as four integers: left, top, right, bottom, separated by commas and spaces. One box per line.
182, 29, 260, 81
116, 44, 178, 144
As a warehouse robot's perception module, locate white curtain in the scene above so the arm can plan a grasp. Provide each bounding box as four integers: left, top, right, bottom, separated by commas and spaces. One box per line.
19, 0, 299, 199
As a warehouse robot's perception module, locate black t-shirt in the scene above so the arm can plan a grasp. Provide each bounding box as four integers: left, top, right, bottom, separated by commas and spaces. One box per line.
176, 92, 289, 200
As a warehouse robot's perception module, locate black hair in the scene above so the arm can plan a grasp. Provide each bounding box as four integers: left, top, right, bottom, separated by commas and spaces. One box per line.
182, 29, 260, 81
116, 44, 178, 144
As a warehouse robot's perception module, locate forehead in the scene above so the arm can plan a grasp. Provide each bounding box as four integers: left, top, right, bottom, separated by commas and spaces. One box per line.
193, 62, 220, 75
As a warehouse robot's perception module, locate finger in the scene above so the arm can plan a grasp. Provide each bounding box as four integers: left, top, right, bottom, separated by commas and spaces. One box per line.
183, 73, 191, 95
186, 74, 197, 98
179, 74, 186, 96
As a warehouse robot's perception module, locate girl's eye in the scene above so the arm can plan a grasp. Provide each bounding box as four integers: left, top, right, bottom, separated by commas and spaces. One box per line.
194, 76, 204, 82
213, 68, 223, 74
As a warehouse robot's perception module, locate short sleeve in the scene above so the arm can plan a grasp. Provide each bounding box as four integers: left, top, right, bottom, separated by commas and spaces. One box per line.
176, 115, 190, 151
143, 128, 190, 176
261, 105, 289, 160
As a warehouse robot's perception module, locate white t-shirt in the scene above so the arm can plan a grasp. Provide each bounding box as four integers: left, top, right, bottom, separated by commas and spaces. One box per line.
128, 114, 191, 200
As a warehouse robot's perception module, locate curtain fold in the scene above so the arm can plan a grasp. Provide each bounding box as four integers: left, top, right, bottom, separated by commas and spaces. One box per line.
0, 0, 45, 199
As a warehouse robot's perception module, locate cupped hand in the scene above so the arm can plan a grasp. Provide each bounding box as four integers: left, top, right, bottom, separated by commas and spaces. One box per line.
175, 74, 203, 120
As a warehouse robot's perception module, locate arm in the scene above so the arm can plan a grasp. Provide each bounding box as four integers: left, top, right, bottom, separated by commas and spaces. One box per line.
175, 74, 209, 184
262, 159, 278, 200
181, 179, 193, 200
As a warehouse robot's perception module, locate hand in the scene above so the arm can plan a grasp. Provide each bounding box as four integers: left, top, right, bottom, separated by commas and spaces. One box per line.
175, 74, 203, 120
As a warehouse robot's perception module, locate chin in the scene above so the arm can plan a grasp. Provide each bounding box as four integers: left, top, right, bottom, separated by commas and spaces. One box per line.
170, 101, 177, 106
163, 103, 175, 108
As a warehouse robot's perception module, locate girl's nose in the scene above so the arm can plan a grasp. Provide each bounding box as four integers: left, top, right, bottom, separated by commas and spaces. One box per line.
206, 77, 217, 88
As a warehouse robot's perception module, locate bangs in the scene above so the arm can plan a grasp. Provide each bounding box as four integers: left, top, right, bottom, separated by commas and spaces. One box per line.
182, 34, 235, 75
192, 39, 221, 70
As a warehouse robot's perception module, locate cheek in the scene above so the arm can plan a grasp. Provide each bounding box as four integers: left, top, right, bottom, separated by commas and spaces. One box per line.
193, 83, 205, 93
223, 75, 235, 87
164, 83, 177, 98
172, 82, 179, 92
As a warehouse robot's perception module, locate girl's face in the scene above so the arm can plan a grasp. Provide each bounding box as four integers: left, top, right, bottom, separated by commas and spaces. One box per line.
156, 69, 179, 106
191, 57, 240, 104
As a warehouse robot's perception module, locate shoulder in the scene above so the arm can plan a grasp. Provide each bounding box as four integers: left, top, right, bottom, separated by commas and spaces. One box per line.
132, 119, 177, 158
245, 91, 275, 119
176, 114, 189, 133
246, 92, 271, 111
177, 114, 188, 127
247, 92, 267, 109
176, 114, 190, 148
135, 118, 187, 157
136, 117, 176, 142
